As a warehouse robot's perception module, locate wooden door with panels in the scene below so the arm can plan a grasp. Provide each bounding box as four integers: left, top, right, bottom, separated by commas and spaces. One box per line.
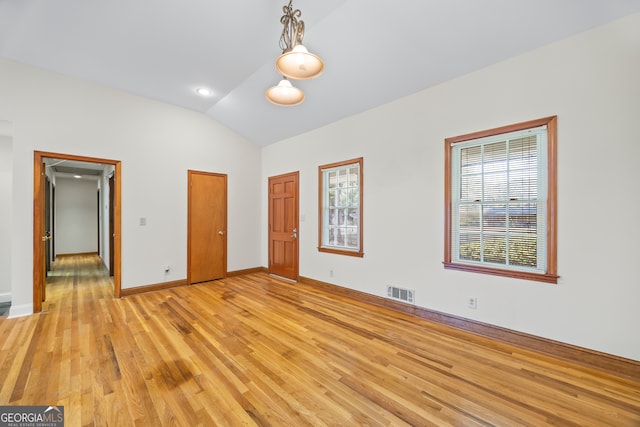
188, 170, 227, 284
268, 171, 299, 281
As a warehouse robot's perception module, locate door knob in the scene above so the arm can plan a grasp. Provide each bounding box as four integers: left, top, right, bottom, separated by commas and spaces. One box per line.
291, 228, 297, 239
218, 231, 225, 236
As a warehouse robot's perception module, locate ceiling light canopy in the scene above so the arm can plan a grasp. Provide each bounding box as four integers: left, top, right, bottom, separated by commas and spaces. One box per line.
265, 0, 324, 107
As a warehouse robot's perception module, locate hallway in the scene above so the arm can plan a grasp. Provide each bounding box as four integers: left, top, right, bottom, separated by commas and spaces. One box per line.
44, 254, 113, 313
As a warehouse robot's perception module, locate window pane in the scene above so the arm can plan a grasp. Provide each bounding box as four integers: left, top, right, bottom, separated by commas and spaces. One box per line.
329, 227, 343, 246
336, 189, 345, 207
349, 167, 359, 186
484, 171, 508, 201
329, 227, 336, 245
346, 228, 358, 248
483, 236, 506, 264
338, 169, 348, 187
347, 208, 358, 226
509, 136, 537, 169
509, 136, 537, 201
460, 174, 482, 202
328, 189, 336, 207
483, 141, 507, 173
483, 204, 506, 230
509, 235, 537, 267
509, 168, 537, 201
459, 204, 481, 231
461, 146, 482, 175
336, 228, 345, 246
347, 188, 359, 206
509, 204, 537, 233
459, 233, 481, 262
328, 171, 337, 189
329, 208, 339, 225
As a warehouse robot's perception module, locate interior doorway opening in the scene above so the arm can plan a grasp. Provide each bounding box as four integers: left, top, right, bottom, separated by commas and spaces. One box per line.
33, 151, 122, 313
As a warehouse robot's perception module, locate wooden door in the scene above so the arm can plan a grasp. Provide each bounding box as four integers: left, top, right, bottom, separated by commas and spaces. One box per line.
268, 172, 299, 280
108, 174, 115, 276
52, 186, 56, 260
44, 176, 51, 279
188, 171, 227, 284
40, 163, 47, 302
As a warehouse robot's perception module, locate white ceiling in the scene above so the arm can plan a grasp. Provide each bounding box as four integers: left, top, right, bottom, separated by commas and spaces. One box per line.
2, 0, 639, 146
43, 157, 106, 180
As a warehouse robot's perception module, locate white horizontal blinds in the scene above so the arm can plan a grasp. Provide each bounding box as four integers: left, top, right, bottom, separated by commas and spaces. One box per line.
323, 163, 360, 250
452, 126, 547, 272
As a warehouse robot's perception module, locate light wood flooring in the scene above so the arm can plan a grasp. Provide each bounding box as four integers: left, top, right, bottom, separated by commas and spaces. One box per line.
0, 255, 638, 426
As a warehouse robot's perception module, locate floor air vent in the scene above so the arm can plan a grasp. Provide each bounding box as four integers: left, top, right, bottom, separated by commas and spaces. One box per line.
387, 285, 415, 304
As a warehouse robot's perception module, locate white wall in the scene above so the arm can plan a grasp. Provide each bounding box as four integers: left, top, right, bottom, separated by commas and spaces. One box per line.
0, 58, 262, 316
261, 13, 640, 361
0, 126, 12, 303
55, 177, 99, 255
1, 12, 637, 361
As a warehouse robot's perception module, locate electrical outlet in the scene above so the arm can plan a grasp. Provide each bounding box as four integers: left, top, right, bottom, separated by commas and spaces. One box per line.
468, 297, 477, 309
165, 265, 170, 273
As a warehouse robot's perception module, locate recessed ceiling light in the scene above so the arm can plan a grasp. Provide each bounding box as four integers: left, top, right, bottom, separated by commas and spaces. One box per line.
73, 175, 82, 179
196, 88, 213, 97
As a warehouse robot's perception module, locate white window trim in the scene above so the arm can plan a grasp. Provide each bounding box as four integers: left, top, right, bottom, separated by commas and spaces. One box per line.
318, 158, 364, 257
444, 117, 558, 284
451, 126, 548, 274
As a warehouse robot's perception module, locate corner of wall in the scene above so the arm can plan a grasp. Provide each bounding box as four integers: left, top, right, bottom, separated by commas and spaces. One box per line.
8, 303, 33, 319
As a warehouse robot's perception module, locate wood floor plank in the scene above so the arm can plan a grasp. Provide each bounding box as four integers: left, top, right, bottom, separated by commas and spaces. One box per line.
0, 255, 638, 426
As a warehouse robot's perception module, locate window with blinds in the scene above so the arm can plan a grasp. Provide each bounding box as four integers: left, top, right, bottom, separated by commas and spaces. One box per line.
318, 158, 364, 257
445, 117, 558, 283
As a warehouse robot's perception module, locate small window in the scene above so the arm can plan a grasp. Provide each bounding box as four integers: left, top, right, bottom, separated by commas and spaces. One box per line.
444, 117, 557, 283
318, 158, 363, 257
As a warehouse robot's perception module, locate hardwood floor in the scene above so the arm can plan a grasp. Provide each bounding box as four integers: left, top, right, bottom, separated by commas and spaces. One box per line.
1, 255, 639, 426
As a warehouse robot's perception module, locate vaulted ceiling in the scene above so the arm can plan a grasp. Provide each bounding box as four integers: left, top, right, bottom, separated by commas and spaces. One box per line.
2, 0, 639, 146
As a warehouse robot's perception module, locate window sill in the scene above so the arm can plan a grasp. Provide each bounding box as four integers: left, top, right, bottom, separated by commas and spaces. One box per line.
319, 247, 364, 258
443, 262, 558, 284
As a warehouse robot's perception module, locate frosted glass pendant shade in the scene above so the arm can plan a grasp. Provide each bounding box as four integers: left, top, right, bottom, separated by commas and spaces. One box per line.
265, 78, 305, 106
275, 44, 324, 80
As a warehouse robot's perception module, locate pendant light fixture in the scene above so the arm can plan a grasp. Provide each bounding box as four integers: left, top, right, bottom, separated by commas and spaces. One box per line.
265, 77, 305, 107
265, 0, 324, 106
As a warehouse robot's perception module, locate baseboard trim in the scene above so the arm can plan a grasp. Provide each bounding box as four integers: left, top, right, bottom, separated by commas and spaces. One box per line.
56, 252, 99, 258
298, 275, 640, 382
0, 292, 11, 303
8, 303, 33, 319
227, 267, 268, 277
119, 268, 270, 297
120, 279, 188, 297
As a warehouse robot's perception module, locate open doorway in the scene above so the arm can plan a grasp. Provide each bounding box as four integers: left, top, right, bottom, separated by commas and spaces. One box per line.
33, 151, 122, 313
